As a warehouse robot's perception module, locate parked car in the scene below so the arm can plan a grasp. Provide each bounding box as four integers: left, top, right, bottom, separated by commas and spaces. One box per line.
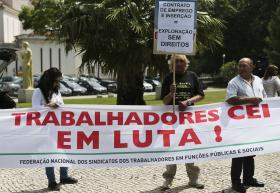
33, 75, 40, 87
143, 81, 153, 92
63, 74, 79, 82
0, 82, 9, 93
144, 78, 161, 91
99, 80, 117, 93
1, 76, 21, 83
59, 83, 72, 96
61, 79, 87, 95
0, 76, 22, 96
79, 75, 100, 82
78, 79, 107, 94
6, 82, 21, 96
198, 78, 208, 90
13, 78, 23, 88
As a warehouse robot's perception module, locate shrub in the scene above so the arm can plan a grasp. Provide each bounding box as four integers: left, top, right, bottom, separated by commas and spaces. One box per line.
219, 61, 238, 82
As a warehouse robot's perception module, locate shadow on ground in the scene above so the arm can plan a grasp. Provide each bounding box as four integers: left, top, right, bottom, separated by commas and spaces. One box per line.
140, 186, 236, 193
140, 184, 192, 193
13, 188, 49, 193
210, 187, 237, 193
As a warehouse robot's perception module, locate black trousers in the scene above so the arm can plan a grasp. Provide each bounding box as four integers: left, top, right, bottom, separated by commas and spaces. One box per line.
231, 156, 255, 184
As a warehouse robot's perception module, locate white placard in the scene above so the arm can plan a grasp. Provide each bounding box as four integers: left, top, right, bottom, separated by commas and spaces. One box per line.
154, 0, 197, 54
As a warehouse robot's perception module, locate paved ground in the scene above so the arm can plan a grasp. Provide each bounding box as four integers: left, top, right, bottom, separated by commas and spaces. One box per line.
0, 153, 280, 193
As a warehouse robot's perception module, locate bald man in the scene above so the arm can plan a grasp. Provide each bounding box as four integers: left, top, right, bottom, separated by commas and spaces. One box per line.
225, 58, 266, 193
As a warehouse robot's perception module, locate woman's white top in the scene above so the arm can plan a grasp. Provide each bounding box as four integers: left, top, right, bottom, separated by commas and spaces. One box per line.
32, 88, 64, 108
262, 76, 280, 97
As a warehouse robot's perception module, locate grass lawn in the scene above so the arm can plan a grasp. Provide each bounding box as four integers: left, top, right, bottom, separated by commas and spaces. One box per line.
16, 90, 226, 108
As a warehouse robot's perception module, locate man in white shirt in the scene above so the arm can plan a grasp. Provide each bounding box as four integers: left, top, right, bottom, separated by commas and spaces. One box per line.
226, 58, 266, 193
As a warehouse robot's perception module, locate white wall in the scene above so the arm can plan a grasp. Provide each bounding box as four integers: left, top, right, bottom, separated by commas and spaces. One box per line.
2, 0, 31, 11
0, 6, 23, 43
8, 37, 82, 77
27, 40, 81, 76
0, 1, 31, 43
3, 35, 113, 80
3, 38, 82, 77
3, 10, 21, 43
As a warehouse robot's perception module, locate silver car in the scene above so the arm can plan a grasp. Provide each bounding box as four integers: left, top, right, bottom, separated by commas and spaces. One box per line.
1, 76, 22, 96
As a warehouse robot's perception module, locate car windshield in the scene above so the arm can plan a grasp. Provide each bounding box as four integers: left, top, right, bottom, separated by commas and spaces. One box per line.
152, 80, 160, 85
1, 77, 16, 82
60, 83, 67, 89
88, 77, 99, 82
90, 81, 102, 87
13, 79, 22, 84
64, 80, 80, 88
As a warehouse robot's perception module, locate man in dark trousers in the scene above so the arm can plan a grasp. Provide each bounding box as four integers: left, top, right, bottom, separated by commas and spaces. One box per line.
226, 57, 266, 193
160, 54, 205, 190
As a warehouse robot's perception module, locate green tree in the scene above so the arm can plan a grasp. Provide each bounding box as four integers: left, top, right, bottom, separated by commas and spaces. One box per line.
219, 60, 237, 82
19, 0, 224, 105
189, 0, 236, 75
18, 0, 66, 34
193, 0, 280, 75
224, 0, 279, 60
267, 6, 280, 64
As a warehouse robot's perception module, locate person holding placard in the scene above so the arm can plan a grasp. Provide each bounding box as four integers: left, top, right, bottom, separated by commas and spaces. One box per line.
160, 54, 205, 190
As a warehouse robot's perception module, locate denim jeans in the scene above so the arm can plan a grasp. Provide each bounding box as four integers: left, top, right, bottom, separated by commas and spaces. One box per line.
45, 167, 68, 184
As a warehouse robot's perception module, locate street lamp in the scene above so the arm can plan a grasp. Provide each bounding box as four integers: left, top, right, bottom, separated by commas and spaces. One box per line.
222, 54, 226, 65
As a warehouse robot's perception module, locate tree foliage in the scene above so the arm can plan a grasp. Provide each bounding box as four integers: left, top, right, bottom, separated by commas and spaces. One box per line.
19, 0, 224, 105
192, 0, 280, 75
219, 60, 237, 82
267, 5, 280, 64
18, 0, 65, 34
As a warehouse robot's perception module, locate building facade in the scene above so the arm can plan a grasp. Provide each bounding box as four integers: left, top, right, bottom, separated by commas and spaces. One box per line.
0, 0, 30, 43
0, 0, 113, 79
15, 34, 82, 76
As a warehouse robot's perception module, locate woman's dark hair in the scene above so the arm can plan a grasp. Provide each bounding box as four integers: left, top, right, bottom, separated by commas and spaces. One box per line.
37, 67, 62, 103
263, 64, 279, 80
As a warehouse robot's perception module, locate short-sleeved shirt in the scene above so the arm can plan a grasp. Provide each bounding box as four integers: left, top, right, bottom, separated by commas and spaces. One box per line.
225, 74, 267, 101
262, 76, 280, 97
161, 71, 204, 105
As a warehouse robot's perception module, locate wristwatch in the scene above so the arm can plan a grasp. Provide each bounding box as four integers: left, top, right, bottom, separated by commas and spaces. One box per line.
186, 99, 193, 106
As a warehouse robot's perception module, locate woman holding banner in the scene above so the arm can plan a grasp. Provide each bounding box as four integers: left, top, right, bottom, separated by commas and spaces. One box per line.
32, 67, 78, 191
160, 54, 205, 190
